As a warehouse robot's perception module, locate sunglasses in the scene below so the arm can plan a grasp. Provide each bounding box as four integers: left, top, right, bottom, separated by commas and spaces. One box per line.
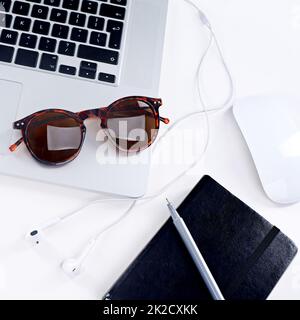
9, 96, 170, 166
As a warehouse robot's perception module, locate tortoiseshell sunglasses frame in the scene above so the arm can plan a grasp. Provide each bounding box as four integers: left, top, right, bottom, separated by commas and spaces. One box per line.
9, 96, 170, 166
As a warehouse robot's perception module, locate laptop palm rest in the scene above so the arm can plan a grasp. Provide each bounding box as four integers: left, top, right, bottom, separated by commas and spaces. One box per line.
0, 80, 22, 155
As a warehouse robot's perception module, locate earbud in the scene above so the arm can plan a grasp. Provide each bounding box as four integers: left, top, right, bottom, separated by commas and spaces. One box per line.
61, 239, 96, 277
26, 229, 43, 246
61, 258, 82, 276
26, 217, 62, 246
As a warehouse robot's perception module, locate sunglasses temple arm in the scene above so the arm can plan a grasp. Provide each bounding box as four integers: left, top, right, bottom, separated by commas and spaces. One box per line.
9, 137, 24, 152
159, 116, 170, 124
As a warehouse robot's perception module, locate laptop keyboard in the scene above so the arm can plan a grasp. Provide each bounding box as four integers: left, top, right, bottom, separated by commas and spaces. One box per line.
0, 0, 128, 85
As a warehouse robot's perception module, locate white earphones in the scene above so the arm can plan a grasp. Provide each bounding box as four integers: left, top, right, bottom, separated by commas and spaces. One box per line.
61, 239, 96, 276
26, 0, 234, 277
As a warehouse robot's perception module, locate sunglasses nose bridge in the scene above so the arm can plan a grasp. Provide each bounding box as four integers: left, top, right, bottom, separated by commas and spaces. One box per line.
77, 109, 100, 121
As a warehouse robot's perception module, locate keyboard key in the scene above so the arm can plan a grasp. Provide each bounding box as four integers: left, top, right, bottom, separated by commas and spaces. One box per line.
111, 0, 126, 6
12, 1, 30, 16
81, 1, 97, 14
26, 0, 41, 3
77, 44, 119, 65
0, 29, 18, 44
62, 0, 79, 10
13, 16, 31, 31
87, 16, 104, 31
107, 20, 123, 49
15, 48, 39, 67
79, 60, 97, 79
50, 8, 67, 23
32, 5, 49, 19
39, 53, 58, 71
32, 20, 50, 35
51, 24, 69, 39
0, 0, 11, 12
99, 72, 116, 84
0, 44, 14, 62
44, 0, 60, 6
39, 36, 56, 52
0, 13, 12, 28
69, 12, 86, 27
100, 3, 125, 20
79, 69, 96, 79
80, 60, 97, 71
108, 32, 122, 50
107, 19, 123, 33
58, 40, 75, 56
19, 33, 37, 48
90, 31, 106, 47
71, 27, 87, 43
59, 64, 76, 75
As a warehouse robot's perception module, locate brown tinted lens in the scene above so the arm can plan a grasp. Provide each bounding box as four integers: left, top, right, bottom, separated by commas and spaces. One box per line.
106, 99, 158, 152
26, 111, 83, 164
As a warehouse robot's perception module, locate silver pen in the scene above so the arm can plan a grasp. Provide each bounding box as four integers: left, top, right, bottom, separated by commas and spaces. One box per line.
166, 199, 225, 300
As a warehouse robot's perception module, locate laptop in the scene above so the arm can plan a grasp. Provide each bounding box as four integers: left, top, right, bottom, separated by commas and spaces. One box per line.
0, 0, 169, 197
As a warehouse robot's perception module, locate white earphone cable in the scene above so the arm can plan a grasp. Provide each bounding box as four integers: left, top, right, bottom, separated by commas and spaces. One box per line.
29, 0, 235, 272
80, 17, 234, 252
55, 14, 233, 227
40, 29, 213, 231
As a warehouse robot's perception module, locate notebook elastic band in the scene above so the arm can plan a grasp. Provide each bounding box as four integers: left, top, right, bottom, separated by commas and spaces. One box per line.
226, 226, 280, 296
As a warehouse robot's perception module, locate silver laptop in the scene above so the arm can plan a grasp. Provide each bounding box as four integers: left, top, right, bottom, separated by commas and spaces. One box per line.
0, 0, 169, 197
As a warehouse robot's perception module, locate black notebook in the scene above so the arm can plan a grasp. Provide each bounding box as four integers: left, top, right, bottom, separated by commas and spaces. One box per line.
104, 176, 297, 300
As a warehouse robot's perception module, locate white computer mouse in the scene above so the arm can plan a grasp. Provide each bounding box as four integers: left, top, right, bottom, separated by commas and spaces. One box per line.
233, 95, 300, 204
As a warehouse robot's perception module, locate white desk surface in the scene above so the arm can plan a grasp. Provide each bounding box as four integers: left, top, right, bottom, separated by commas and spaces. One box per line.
1, 0, 300, 300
